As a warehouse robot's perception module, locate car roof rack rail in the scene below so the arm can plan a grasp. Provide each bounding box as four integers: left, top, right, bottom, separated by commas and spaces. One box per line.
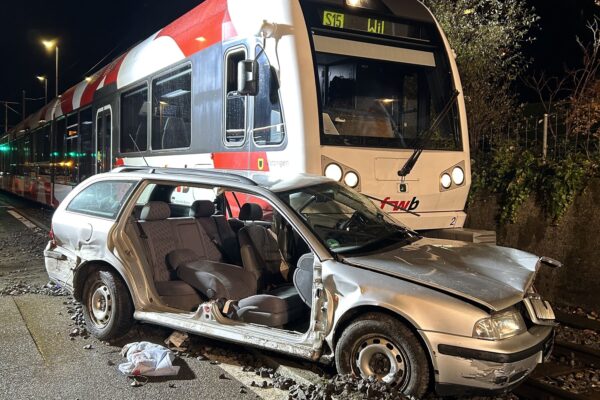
112, 166, 156, 174
111, 165, 257, 186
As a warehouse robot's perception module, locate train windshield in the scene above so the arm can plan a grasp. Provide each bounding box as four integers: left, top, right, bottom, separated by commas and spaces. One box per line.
316, 48, 461, 151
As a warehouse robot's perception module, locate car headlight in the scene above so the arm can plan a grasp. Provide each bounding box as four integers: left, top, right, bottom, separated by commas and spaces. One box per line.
324, 163, 343, 181
452, 166, 465, 185
473, 308, 526, 340
344, 171, 359, 188
440, 173, 452, 189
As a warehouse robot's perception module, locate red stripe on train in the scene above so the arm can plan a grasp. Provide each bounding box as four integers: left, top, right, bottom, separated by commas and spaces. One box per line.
157, 0, 235, 57
212, 152, 270, 172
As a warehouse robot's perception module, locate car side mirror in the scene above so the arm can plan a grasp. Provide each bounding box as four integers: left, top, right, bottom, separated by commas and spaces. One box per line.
237, 60, 259, 96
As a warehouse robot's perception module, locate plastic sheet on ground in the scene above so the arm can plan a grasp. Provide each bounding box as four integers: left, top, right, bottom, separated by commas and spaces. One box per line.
118, 341, 180, 376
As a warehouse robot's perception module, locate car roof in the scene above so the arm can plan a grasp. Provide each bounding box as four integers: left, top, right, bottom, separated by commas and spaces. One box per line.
109, 166, 333, 192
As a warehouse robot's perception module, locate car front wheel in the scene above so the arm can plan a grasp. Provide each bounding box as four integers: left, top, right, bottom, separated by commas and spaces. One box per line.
335, 312, 430, 398
82, 268, 133, 341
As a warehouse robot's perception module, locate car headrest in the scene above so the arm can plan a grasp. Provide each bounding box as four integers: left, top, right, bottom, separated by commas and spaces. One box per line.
239, 203, 263, 221
190, 200, 215, 218
140, 201, 171, 221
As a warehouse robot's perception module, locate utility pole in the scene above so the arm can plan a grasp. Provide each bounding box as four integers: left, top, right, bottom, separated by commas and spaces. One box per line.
0, 100, 20, 135
542, 113, 549, 161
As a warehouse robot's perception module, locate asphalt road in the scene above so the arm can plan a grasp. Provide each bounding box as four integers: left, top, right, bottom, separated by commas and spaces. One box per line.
0, 192, 303, 400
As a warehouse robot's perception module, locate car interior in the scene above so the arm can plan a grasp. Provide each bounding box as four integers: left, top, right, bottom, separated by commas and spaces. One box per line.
126, 183, 314, 333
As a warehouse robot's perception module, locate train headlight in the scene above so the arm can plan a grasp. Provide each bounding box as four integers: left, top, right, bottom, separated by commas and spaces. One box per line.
440, 173, 452, 189
325, 163, 343, 182
452, 167, 465, 185
344, 171, 359, 188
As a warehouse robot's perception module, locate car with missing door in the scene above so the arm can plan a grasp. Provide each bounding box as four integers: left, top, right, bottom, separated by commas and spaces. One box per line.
44, 167, 558, 397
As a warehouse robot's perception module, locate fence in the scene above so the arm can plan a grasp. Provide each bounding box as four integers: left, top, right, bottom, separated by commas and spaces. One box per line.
476, 105, 600, 161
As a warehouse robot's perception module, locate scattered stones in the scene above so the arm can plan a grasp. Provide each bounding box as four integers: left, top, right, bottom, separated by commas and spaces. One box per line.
168, 383, 176, 388
83, 344, 93, 350
540, 368, 600, 394
0, 281, 69, 296
556, 325, 600, 351
219, 373, 229, 380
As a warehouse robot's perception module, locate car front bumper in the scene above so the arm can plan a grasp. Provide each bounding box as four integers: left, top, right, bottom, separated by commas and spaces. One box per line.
422, 325, 554, 396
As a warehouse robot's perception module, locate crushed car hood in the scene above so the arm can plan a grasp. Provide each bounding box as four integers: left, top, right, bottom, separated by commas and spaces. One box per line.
343, 238, 540, 311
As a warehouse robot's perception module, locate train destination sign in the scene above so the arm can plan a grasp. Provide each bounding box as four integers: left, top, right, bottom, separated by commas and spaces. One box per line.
321, 10, 424, 40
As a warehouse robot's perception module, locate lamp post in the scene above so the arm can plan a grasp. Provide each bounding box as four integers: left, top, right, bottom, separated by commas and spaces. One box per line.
41, 39, 59, 98
37, 76, 48, 105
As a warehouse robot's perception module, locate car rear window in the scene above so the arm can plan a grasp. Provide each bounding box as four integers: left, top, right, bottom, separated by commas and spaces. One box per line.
67, 180, 136, 219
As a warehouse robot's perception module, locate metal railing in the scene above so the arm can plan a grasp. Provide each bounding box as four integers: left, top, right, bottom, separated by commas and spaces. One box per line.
476, 104, 600, 161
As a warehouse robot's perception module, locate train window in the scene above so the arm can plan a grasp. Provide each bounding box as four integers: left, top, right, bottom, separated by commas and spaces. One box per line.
65, 113, 79, 185
66, 113, 79, 138
121, 84, 148, 153
54, 117, 66, 158
253, 46, 285, 147
67, 180, 136, 219
34, 124, 50, 163
151, 65, 192, 150
79, 108, 94, 181
224, 47, 247, 146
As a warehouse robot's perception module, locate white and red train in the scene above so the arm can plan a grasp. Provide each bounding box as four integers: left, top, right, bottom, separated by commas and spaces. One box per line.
0, 0, 471, 233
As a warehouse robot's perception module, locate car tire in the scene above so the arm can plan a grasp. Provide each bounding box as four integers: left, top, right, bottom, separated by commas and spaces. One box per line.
82, 268, 133, 341
335, 312, 430, 398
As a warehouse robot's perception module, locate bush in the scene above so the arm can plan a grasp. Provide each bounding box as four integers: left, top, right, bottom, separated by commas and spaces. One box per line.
472, 145, 597, 223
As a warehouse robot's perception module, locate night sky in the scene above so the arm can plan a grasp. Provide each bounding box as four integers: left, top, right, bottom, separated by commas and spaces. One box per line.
0, 0, 598, 129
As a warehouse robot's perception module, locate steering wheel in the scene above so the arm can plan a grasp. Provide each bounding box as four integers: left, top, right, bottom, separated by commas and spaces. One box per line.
337, 211, 363, 231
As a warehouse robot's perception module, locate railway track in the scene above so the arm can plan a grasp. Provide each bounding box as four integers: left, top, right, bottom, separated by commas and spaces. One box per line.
0, 191, 52, 231
513, 313, 600, 400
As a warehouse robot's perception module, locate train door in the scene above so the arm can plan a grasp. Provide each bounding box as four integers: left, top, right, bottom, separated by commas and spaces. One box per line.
220, 45, 251, 170
95, 106, 112, 173
248, 43, 286, 171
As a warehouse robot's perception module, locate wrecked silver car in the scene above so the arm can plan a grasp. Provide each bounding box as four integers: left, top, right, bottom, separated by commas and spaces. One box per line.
44, 167, 557, 397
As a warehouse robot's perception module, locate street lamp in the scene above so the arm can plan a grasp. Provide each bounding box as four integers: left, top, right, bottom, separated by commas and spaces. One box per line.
37, 76, 48, 105
41, 39, 59, 98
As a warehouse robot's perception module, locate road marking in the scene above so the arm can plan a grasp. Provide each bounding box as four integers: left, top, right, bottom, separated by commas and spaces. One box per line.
12, 298, 47, 364
7, 209, 39, 230
214, 359, 287, 400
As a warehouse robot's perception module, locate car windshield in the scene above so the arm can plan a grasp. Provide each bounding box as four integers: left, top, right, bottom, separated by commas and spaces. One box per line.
277, 182, 419, 254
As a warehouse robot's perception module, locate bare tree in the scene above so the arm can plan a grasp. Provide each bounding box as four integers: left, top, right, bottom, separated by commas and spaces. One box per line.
526, 17, 600, 155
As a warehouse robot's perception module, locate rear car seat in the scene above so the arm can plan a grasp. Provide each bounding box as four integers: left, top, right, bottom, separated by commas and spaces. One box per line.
189, 200, 242, 265
138, 201, 306, 327
139, 202, 255, 303
137, 201, 202, 310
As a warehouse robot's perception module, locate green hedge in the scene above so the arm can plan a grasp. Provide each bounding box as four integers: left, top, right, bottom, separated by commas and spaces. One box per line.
471, 146, 599, 223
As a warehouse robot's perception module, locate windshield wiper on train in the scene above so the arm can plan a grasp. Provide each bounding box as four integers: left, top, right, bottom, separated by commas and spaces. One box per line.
397, 90, 460, 178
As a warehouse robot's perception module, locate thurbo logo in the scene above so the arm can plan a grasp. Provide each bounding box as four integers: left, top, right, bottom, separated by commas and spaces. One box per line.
380, 197, 420, 212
